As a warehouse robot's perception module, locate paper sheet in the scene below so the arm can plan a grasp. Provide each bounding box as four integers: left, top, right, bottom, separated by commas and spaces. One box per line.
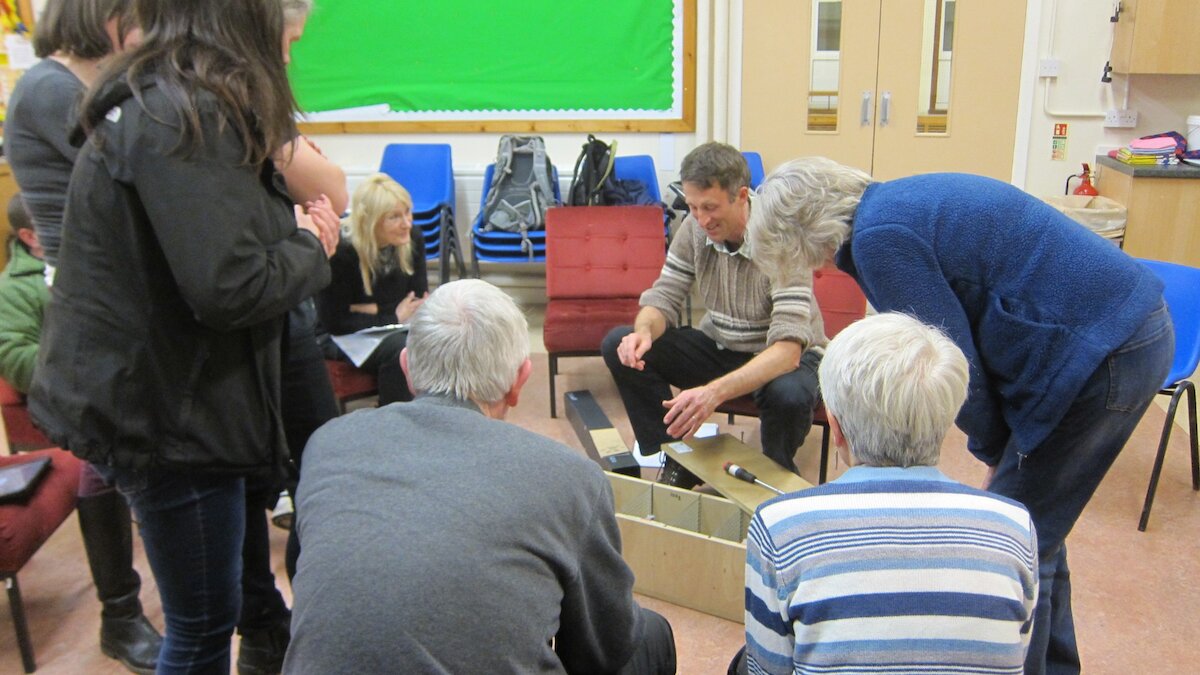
633, 422, 718, 468
329, 324, 407, 367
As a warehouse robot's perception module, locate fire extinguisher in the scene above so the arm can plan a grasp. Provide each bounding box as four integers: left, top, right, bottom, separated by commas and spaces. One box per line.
1065, 163, 1099, 196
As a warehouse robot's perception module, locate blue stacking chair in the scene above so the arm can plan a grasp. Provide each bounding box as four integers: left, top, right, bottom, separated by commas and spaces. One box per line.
470, 162, 561, 276
742, 151, 766, 189
1137, 259, 1200, 531
378, 143, 466, 283
612, 155, 672, 232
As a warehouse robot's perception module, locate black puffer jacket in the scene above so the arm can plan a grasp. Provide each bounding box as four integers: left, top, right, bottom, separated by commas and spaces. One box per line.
30, 77, 330, 473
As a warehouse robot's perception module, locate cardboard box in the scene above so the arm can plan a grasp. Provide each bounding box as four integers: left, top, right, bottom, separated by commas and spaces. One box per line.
607, 472, 748, 622
564, 390, 640, 476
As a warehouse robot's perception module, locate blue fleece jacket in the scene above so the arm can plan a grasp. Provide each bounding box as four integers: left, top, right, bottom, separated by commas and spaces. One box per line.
836, 173, 1164, 464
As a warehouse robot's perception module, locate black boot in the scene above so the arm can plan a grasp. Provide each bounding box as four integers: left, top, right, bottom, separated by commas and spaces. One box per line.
237, 612, 291, 675
658, 456, 702, 490
77, 491, 163, 675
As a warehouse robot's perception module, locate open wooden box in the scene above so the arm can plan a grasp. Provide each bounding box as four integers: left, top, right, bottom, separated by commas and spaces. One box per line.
607, 472, 748, 623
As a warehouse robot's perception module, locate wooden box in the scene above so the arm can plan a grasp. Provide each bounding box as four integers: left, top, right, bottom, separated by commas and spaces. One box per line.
607, 472, 748, 623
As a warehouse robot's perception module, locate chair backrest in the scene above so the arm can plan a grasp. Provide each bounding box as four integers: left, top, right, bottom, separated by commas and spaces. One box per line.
1138, 258, 1200, 387
813, 265, 867, 338
545, 206, 666, 301
742, 151, 766, 189
612, 155, 662, 203
378, 143, 455, 215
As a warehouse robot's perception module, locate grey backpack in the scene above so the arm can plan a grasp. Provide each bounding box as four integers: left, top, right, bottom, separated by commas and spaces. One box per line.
481, 135, 556, 256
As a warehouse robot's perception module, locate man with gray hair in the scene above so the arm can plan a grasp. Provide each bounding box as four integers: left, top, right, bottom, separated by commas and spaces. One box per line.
285, 279, 676, 674
740, 313, 1038, 674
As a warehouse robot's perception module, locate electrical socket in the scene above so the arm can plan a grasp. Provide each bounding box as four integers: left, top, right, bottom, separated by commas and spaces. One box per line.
1038, 58, 1061, 78
1104, 109, 1138, 128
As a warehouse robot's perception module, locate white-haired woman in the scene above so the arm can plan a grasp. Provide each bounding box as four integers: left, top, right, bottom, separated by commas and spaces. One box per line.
317, 173, 429, 405
747, 157, 1173, 675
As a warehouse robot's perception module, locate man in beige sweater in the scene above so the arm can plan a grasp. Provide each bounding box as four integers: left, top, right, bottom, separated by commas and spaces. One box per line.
601, 142, 826, 487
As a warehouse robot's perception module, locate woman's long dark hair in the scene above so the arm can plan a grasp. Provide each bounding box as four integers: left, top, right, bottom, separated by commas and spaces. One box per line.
80, 0, 297, 165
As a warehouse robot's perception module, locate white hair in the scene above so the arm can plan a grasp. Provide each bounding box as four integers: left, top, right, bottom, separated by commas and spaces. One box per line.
405, 279, 529, 404
281, 0, 312, 23
747, 156, 872, 285
818, 313, 969, 467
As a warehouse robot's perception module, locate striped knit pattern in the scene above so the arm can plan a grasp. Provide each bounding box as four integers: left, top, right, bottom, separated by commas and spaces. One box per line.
744, 466, 1038, 675
639, 214, 826, 353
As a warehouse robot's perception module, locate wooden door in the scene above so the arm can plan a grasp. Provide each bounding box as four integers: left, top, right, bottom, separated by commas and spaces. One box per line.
740, 0, 1027, 182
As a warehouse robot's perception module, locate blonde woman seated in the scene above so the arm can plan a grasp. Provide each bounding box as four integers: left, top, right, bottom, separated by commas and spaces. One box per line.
317, 173, 428, 404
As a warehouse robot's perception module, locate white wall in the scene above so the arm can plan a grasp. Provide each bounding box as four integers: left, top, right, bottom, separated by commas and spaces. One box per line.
1019, 0, 1200, 196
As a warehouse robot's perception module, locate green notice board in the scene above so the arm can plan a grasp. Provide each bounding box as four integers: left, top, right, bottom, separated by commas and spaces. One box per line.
289, 0, 679, 119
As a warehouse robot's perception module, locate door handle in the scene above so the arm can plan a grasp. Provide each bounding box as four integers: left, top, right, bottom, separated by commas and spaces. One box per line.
860, 91, 873, 127
880, 91, 891, 127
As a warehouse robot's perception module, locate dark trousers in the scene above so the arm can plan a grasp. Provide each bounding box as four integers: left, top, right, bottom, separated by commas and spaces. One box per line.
279, 301, 340, 582
601, 326, 820, 473
614, 607, 676, 675
359, 329, 412, 405
989, 304, 1174, 675
102, 467, 245, 674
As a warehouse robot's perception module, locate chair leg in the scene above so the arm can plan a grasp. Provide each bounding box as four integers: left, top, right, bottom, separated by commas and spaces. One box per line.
6, 575, 36, 673
818, 425, 830, 485
1185, 384, 1199, 491
1139, 384, 1192, 532
549, 354, 558, 419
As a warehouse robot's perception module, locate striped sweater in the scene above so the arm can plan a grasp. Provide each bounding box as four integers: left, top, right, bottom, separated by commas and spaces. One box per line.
640, 214, 826, 353
745, 466, 1038, 675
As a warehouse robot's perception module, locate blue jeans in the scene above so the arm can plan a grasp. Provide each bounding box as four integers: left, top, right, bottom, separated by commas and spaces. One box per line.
988, 303, 1174, 675
102, 466, 246, 674
602, 326, 820, 473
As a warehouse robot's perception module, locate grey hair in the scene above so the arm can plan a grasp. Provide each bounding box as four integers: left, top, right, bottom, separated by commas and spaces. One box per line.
819, 313, 969, 467
281, 0, 312, 23
405, 279, 530, 404
747, 156, 872, 285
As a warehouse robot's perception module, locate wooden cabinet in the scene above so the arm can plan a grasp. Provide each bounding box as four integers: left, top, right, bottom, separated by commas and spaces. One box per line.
1111, 0, 1200, 74
1095, 159, 1200, 267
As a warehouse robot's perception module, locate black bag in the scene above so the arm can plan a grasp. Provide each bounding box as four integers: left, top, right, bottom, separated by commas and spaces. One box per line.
567, 135, 617, 206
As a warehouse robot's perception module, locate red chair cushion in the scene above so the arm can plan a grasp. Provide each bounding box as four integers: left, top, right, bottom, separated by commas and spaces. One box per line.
0, 449, 82, 574
544, 298, 642, 354
544, 206, 666, 301
323, 360, 378, 400
0, 378, 52, 449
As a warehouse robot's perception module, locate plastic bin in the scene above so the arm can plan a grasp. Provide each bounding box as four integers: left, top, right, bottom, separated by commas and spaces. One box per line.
1043, 194, 1127, 245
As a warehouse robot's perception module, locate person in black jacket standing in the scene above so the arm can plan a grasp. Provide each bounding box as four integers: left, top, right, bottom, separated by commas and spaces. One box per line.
29, 0, 338, 671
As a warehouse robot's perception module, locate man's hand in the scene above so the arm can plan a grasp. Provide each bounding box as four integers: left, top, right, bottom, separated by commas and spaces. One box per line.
616, 329, 655, 370
662, 385, 721, 439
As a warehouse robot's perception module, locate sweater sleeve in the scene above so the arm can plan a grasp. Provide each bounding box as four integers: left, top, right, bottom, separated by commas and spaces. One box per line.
554, 476, 641, 672
638, 217, 698, 327
316, 242, 387, 334
744, 513, 795, 674
765, 270, 821, 350
853, 225, 1011, 463
0, 272, 45, 393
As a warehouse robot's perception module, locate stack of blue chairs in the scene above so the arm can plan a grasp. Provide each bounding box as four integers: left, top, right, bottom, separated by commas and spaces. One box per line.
470, 163, 562, 275
742, 151, 766, 189
378, 143, 466, 284
611, 154, 671, 236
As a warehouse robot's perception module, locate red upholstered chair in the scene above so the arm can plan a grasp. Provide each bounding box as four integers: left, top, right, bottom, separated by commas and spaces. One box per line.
716, 265, 867, 484
323, 360, 379, 414
544, 206, 667, 418
1, 378, 52, 454
0, 448, 83, 672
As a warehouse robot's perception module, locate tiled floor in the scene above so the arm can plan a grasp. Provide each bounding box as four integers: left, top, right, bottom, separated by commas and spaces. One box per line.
3, 343, 1199, 673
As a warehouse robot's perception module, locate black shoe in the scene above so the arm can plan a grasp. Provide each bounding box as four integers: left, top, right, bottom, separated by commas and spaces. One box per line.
100, 614, 162, 675
658, 457, 702, 490
238, 619, 291, 675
